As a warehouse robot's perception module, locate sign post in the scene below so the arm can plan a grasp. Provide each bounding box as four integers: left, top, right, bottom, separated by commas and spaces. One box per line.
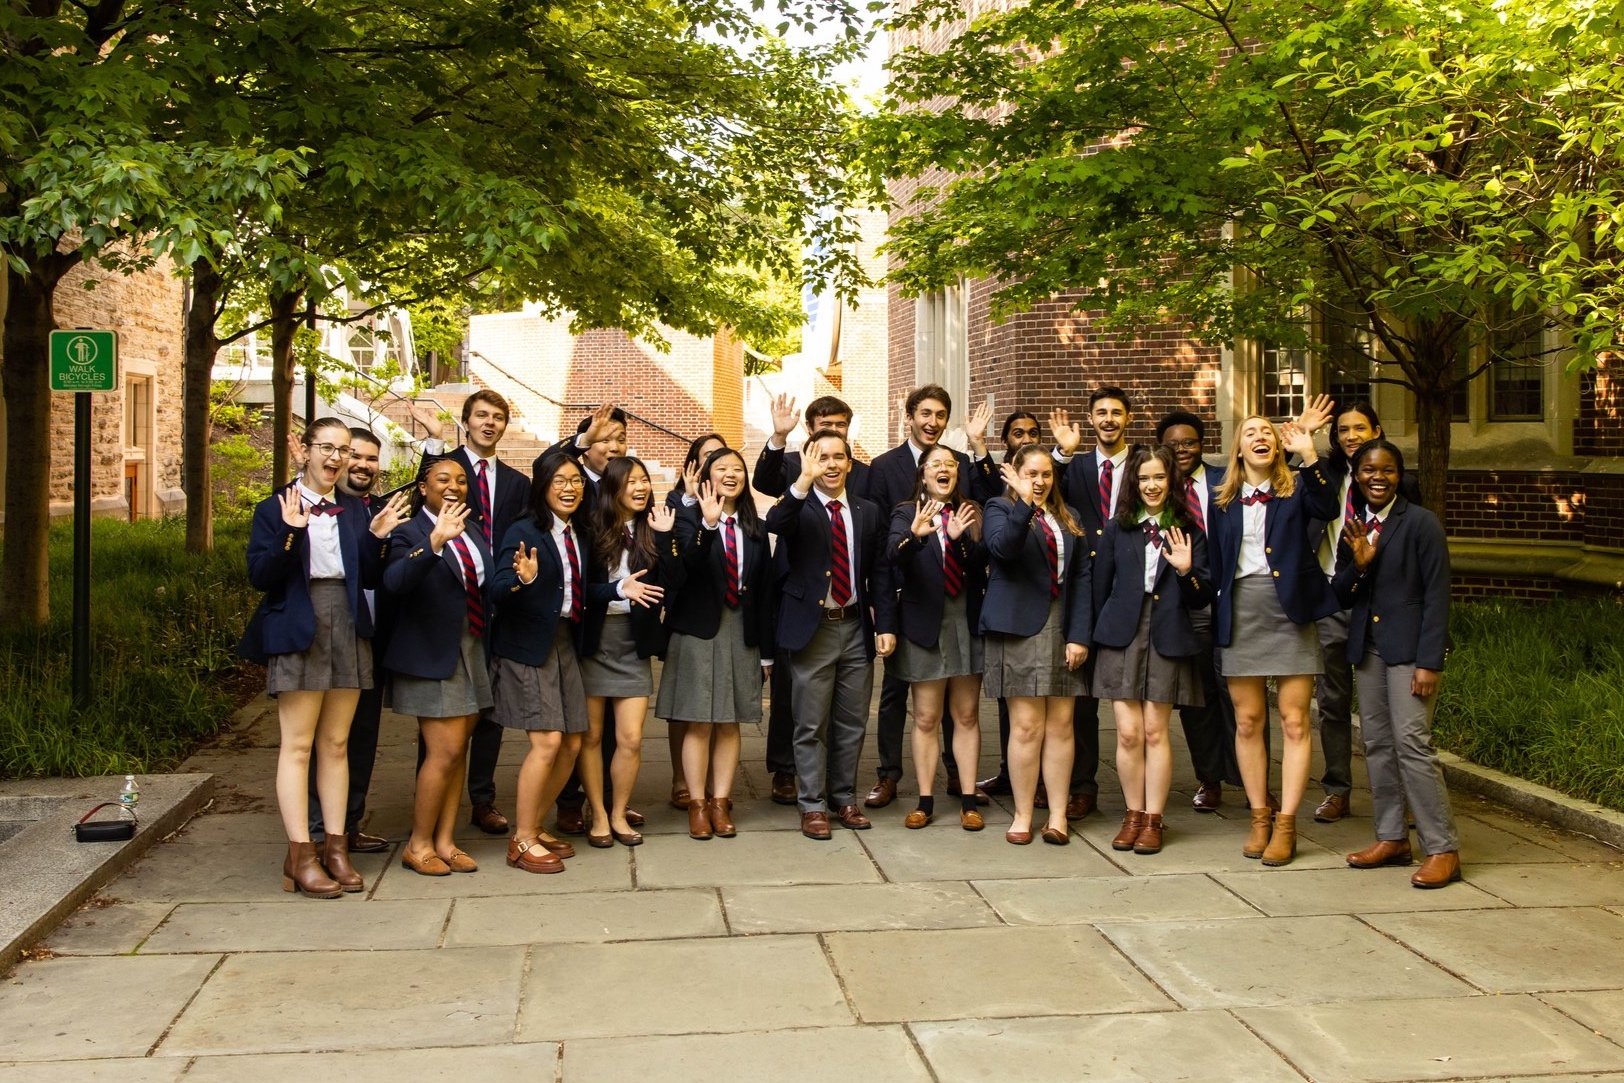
49, 329, 119, 710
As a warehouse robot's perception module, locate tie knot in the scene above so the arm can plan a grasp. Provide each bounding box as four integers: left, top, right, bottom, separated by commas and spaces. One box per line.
475, 459, 486, 472
827, 499, 842, 514
724, 516, 735, 527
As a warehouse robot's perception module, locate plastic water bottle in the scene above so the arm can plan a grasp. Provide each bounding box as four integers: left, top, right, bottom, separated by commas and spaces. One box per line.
119, 775, 140, 810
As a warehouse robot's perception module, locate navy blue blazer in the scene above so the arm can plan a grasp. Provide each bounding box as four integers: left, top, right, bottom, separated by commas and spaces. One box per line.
763, 487, 895, 655
1208, 462, 1341, 646
1306, 456, 1425, 574
979, 497, 1091, 642
879, 501, 988, 650
381, 511, 493, 681
867, 442, 976, 521
663, 505, 775, 657
487, 516, 618, 667
241, 483, 386, 662
969, 454, 1009, 504
1087, 520, 1212, 657
1057, 446, 1143, 544
1331, 497, 1451, 671
752, 444, 872, 503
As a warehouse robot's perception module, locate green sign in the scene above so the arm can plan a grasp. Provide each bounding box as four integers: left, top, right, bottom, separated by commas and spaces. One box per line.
49, 330, 119, 392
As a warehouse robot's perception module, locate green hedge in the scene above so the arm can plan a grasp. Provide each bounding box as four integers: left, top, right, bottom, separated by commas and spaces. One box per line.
1435, 598, 1624, 813
0, 517, 259, 779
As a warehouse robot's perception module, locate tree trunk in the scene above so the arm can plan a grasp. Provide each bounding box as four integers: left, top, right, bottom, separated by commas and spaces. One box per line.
268, 287, 303, 487
1413, 379, 1453, 531
0, 254, 78, 632
182, 258, 222, 552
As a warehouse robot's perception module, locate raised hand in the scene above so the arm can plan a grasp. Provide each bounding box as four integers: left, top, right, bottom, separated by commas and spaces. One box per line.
279, 488, 310, 529
1048, 407, 1083, 456
1343, 516, 1378, 571
966, 400, 993, 456
620, 568, 665, 608
954, 501, 982, 542
795, 446, 822, 493
697, 480, 724, 528
513, 542, 539, 585
582, 402, 619, 445
911, 498, 945, 538
430, 500, 469, 552
1295, 393, 1335, 436
409, 400, 447, 441
648, 504, 676, 533
1280, 421, 1317, 463
368, 490, 412, 538
770, 392, 799, 440
1165, 525, 1193, 574
681, 458, 703, 498
1001, 460, 1034, 504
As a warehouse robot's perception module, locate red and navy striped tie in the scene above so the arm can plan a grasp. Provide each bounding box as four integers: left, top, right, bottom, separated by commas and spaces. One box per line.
827, 500, 852, 605
563, 525, 583, 622
941, 508, 964, 599
1185, 477, 1205, 533
448, 535, 484, 637
722, 516, 740, 607
1099, 458, 1114, 518
474, 459, 493, 546
1035, 513, 1060, 599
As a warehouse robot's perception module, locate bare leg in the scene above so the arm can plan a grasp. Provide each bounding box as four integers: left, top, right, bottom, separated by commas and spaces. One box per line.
1006, 696, 1045, 834
581, 697, 609, 835
608, 697, 648, 835
668, 721, 689, 797
1040, 697, 1076, 833
312, 689, 360, 839
1143, 701, 1174, 816
275, 690, 324, 842
1276, 675, 1315, 817
538, 733, 583, 847
410, 715, 468, 863
910, 679, 947, 798
947, 675, 983, 795
1113, 699, 1146, 810
1229, 677, 1272, 808
514, 730, 564, 840
681, 722, 713, 806
710, 723, 741, 800
434, 715, 475, 857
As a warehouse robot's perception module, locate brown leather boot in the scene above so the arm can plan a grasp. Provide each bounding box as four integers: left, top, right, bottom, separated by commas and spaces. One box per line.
1133, 814, 1165, 855
688, 798, 713, 840
282, 841, 342, 898
706, 797, 736, 838
320, 833, 364, 893
1261, 813, 1297, 867
1243, 807, 1274, 859
1411, 851, 1462, 888
1111, 810, 1146, 851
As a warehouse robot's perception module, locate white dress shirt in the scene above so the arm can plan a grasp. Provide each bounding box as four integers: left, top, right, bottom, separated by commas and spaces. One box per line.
1236, 482, 1272, 579
296, 481, 346, 580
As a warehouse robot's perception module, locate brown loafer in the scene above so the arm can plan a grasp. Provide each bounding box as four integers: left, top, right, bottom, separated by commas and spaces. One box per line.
1191, 783, 1221, 813
1411, 851, 1462, 889
770, 771, 798, 805
625, 808, 646, 828
442, 848, 478, 873
863, 777, 897, 809
960, 808, 985, 831
1065, 793, 1096, 819
835, 804, 872, 830
1005, 828, 1033, 845
469, 803, 509, 835
347, 830, 390, 853
1347, 839, 1414, 868
506, 837, 564, 874
401, 849, 451, 877
1040, 826, 1070, 846
1314, 793, 1351, 823
904, 809, 932, 829
800, 811, 832, 840
669, 787, 692, 811
536, 833, 576, 859
555, 804, 586, 836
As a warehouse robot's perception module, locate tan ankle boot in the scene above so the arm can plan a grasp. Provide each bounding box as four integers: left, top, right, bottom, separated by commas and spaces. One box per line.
706, 798, 736, 837
320, 833, 364, 892
282, 841, 342, 898
1112, 810, 1146, 851
1244, 807, 1274, 859
1133, 814, 1165, 855
1262, 813, 1297, 867
688, 798, 713, 840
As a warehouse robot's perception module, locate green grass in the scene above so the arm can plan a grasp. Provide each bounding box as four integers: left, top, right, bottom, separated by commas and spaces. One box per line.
0, 517, 259, 779
1436, 598, 1624, 813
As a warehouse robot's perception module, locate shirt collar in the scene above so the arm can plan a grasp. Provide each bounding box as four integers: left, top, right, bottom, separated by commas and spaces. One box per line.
812, 486, 849, 508
1368, 499, 1396, 523
1099, 446, 1129, 468
1243, 480, 1273, 498
296, 481, 335, 506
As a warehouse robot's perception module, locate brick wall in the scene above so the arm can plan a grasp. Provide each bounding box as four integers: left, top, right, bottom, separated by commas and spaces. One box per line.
1444, 470, 1586, 543
1577, 356, 1624, 457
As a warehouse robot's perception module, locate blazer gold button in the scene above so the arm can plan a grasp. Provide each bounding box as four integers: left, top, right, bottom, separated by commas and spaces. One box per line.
1152, 593, 1160, 601
1272, 570, 1280, 578
1373, 614, 1382, 622
1265, 546, 1273, 554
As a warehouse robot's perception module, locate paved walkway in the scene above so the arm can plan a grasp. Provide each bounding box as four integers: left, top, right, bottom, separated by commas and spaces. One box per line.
3, 688, 1623, 1083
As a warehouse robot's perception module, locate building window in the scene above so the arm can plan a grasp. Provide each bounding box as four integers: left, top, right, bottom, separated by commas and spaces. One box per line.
1488, 306, 1545, 420
1259, 342, 1308, 420
124, 376, 152, 451
1323, 312, 1374, 408
914, 280, 969, 433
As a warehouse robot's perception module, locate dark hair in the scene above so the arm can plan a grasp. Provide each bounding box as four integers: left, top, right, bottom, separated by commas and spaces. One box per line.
413, 453, 467, 515
804, 396, 852, 427
1155, 410, 1205, 443
805, 428, 852, 458
525, 450, 585, 532
701, 447, 764, 540
906, 384, 952, 418
591, 456, 658, 573
576, 407, 628, 435
1000, 410, 1040, 446
1116, 446, 1194, 530
460, 390, 509, 425
1089, 386, 1133, 413
348, 426, 381, 449
676, 433, 727, 493
909, 444, 975, 511
1330, 400, 1385, 470
301, 416, 349, 444
1350, 437, 1405, 477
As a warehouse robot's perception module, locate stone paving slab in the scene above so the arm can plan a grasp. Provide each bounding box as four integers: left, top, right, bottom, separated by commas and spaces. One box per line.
1540, 990, 1624, 1045
369, 838, 633, 898
139, 899, 450, 954
517, 936, 851, 1040
0, 954, 220, 1062
1099, 915, 1472, 1009
911, 1011, 1307, 1083
1463, 861, 1624, 907
1452, 813, 1601, 864
975, 872, 1260, 925
1237, 994, 1624, 1083
0, 1060, 187, 1083
722, 882, 1002, 933
633, 830, 882, 888
443, 889, 725, 945
157, 946, 525, 1056
1212, 867, 1510, 916
1365, 907, 1624, 993
825, 926, 1174, 1022
561, 1025, 933, 1083
109, 839, 390, 904
1070, 809, 1349, 875
41, 900, 173, 955
857, 820, 1123, 882
181, 1043, 560, 1081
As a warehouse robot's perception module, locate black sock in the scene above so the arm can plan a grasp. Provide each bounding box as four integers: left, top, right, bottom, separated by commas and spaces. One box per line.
961, 793, 978, 813
917, 795, 935, 816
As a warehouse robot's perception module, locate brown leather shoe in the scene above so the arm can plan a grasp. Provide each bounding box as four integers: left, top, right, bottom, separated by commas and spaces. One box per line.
470, 803, 509, 835
800, 811, 832, 840
347, 830, 389, 853
625, 808, 646, 828
835, 804, 872, 830
555, 804, 586, 836
904, 809, 932, 829
688, 800, 713, 840
1040, 826, 1070, 846
536, 833, 576, 859
506, 837, 564, 874
1261, 813, 1297, 867
1191, 783, 1221, 813
1112, 810, 1146, 851
1314, 793, 1351, 823
442, 848, 478, 873
1243, 807, 1274, 859
320, 833, 364, 892
946, 779, 991, 806
706, 798, 736, 838
611, 830, 644, 847
1005, 828, 1033, 845
1411, 851, 1462, 889
1133, 814, 1165, 855
1348, 839, 1414, 868
770, 771, 798, 805
960, 808, 985, 831
864, 777, 897, 809
1066, 793, 1096, 819
977, 773, 1013, 796
399, 848, 451, 877
283, 841, 344, 897
669, 786, 692, 811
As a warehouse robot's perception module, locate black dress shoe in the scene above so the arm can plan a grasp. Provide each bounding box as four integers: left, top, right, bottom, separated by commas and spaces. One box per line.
770, 771, 798, 805
1192, 783, 1222, 813
470, 803, 509, 835
977, 773, 1014, 796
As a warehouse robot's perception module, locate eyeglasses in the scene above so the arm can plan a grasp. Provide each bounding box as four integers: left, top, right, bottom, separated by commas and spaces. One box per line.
306, 442, 353, 460
550, 476, 586, 489
1164, 439, 1202, 451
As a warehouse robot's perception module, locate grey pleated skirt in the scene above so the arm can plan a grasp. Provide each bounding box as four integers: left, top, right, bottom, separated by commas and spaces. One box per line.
1091, 597, 1204, 706
656, 606, 764, 723
266, 580, 373, 696
888, 593, 983, 683
1220, 576, 1324, 678
388, 629, 493, 718
580, 614, 652, 697
982, 598, 1084, 698
491, 625, 587, 732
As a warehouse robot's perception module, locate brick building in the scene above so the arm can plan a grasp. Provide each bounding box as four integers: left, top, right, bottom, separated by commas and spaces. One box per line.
0, 260, 185, 523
